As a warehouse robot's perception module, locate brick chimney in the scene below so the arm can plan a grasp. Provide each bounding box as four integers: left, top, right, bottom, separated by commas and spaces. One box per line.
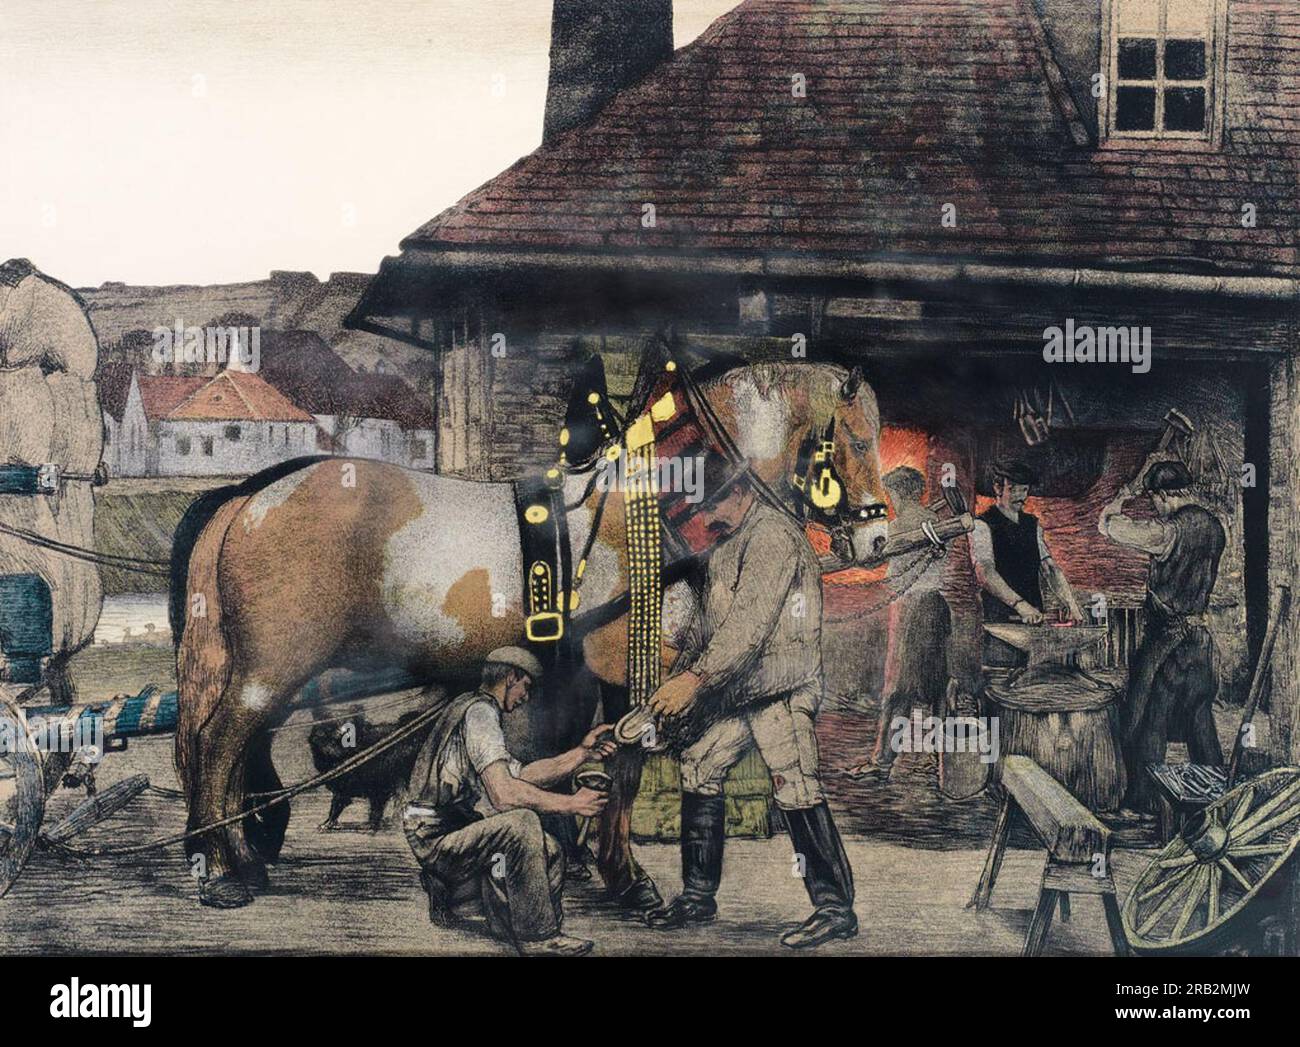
543, 0, 673, 143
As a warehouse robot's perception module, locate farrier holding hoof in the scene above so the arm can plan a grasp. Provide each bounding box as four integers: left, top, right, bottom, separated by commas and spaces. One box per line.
971, 459, 1085, 664
643, 467, 857, 949
403, 647, 616, 957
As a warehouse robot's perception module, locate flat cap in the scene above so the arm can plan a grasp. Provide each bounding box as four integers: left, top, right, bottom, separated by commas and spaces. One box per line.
990, 459, 1040, 486
485, 646, 545, 681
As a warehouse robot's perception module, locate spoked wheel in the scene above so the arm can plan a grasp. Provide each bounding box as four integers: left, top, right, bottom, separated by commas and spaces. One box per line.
0, 697, 46, 898
1123, 767, 1300, 954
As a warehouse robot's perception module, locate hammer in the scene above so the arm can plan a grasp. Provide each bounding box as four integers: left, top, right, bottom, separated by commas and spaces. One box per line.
1156, 408, 1195, 452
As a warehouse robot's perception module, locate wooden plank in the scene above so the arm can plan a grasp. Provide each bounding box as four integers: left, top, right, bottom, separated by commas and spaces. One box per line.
40, 774, 150, 844
1002, 755, 1110, 863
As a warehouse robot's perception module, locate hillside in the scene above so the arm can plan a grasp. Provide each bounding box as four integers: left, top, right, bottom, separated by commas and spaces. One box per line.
78, 270, 435, 388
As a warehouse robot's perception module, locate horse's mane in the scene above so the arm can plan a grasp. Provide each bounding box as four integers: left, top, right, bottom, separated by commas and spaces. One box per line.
700, 362, 872, 432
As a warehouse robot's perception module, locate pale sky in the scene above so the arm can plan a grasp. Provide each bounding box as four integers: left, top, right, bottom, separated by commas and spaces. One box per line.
0, 1, 740, 288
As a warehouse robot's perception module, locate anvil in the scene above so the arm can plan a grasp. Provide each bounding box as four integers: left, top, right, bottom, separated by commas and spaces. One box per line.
983, 622, 1108, 667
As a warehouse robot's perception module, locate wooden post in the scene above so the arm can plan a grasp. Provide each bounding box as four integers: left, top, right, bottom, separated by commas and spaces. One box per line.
1268, 355, 1300, 767
1268, 352, 1300, 954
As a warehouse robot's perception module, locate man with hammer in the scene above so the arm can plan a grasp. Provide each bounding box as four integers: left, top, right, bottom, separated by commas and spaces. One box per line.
1099, 457, 1227, 818
971, 460, 1085, 664
641, 464, 857, 948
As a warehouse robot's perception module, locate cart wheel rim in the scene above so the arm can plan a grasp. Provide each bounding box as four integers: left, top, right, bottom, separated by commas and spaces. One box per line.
0, 698, 45, 899
1122, 767, 1300, 950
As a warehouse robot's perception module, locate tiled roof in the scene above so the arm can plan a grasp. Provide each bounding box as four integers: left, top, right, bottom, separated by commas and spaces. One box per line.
256, 331, 435, 428
399, 0, 1299, 276
341, 372, 436, 429
165, 370, 315, 423
137, 376, 207, 422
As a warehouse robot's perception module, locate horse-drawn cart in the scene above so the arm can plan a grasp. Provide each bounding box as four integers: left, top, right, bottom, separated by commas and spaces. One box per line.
0, 667, 428, 899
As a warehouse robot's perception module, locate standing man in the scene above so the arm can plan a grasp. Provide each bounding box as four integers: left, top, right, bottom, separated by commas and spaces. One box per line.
403, 646, 616, 956
1099, 459, 1226, 818
643, 469, 857, 949
848, 466, 950, 782
971, 460, 1084, 663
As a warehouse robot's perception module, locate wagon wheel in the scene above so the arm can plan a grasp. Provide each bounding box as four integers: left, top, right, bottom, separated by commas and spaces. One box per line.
1123, 767, 1300, 953
0, 697, 46, 898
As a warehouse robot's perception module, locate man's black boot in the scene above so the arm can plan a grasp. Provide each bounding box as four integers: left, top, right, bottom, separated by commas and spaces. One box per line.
647, 792, 725, 930
781, 802, 858, 948
419, 869, 452, 927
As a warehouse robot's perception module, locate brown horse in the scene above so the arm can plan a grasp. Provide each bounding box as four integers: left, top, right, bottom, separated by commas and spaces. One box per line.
170, 361, 888, 908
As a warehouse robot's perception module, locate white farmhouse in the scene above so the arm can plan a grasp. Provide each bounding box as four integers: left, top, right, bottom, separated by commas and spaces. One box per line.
104, 368, 323, 477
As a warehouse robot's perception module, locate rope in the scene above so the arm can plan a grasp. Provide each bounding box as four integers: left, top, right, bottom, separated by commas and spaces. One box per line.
0, 520, 171, 576
38, 696, 443, 861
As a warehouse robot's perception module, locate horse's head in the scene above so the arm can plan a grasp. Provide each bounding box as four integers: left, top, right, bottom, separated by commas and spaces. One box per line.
699, 361, 890, 565
821, 366, 890, 565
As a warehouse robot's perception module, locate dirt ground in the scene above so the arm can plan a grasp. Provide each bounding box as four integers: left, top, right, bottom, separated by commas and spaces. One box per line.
0, 644, 1190, 956
6, 724, 1152, 956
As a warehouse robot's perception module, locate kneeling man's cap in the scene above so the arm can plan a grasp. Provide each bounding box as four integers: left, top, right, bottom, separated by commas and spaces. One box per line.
486, 646, 545, 681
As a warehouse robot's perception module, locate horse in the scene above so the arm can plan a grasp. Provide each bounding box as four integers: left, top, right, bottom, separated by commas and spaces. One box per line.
169, 360, 889, 908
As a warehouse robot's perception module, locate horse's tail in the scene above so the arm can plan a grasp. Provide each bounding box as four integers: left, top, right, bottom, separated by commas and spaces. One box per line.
168, 455, 336, 647
173, 495, 247, 795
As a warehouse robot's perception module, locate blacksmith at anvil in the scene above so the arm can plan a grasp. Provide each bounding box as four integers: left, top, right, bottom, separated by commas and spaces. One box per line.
403, 647, 616, 956
971, 460, 1085, 664
1099, 458, 1227, 821
641, 463, 857, 949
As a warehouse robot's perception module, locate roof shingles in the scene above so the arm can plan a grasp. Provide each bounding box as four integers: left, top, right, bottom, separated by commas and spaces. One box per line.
403, 0, 1299, 276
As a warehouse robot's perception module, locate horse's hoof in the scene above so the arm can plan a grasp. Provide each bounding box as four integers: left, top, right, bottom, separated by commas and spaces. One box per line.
316, 821, 335, 833
199, 875, 253, 909
613, 876, 663, 916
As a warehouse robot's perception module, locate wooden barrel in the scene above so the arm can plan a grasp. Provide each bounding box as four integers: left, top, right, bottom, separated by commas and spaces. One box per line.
986, 666, 1127, 812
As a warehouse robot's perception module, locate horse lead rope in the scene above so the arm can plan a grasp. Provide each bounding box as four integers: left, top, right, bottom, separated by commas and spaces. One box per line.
39, 696, 447, 861
0, 520, 171, 576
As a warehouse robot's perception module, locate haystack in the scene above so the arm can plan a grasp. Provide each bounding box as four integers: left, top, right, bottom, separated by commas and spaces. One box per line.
0, 260, 104, 690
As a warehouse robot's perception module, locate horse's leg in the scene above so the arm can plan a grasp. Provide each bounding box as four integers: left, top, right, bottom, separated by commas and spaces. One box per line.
242, 730, 289, 863
183, 658, 301, 906
187, 696, 262, 907
594, 680, 661, 914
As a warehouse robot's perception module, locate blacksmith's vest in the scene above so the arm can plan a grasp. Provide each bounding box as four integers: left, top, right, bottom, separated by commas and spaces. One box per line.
1147, 505, 1225, 619
978, 506, 1043, 622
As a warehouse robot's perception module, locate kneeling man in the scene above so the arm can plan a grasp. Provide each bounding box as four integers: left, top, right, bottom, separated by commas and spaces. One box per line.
404, 647, 614, 956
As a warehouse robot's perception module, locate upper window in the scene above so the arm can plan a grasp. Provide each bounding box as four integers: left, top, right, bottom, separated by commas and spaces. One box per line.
1107, 0, 1222, 140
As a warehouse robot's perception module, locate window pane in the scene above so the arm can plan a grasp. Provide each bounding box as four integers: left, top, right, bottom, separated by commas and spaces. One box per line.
1165, 39, 1206, 80
1167, 0, 1212, 36
1119, 38, 1158, 80
1118, 0, 1160, 35
1117, 86, 1157, 130
1164, 87, 1206, 131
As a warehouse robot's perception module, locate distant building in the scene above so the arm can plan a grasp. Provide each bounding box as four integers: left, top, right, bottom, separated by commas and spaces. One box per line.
256, 332, 435, 470
103, 369, 321, 477
101, 338, 436, 476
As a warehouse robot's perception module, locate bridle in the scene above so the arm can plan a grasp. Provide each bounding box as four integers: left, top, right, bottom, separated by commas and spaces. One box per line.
789, 413, 889, 562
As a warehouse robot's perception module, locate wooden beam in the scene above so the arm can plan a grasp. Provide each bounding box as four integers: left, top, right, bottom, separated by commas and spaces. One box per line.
1001, 755, 1110, 863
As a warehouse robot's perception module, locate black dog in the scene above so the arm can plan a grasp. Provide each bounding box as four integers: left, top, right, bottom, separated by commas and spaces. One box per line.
308, 710, 430, 832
